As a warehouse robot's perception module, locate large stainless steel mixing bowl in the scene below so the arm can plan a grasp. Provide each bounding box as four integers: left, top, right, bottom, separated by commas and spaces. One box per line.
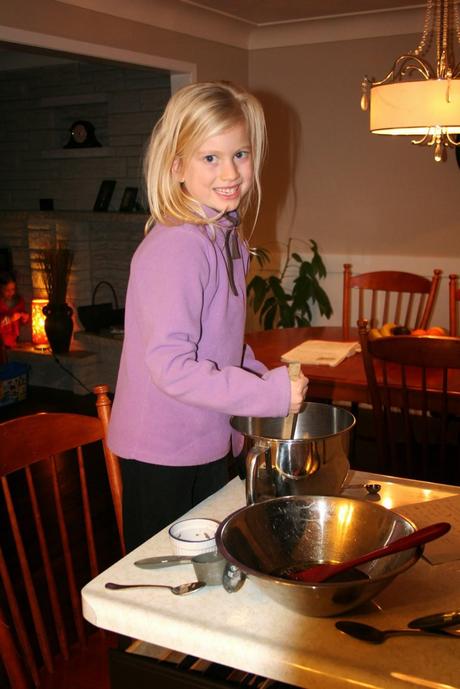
231, 402, 355, 504
216, 495, 421, 617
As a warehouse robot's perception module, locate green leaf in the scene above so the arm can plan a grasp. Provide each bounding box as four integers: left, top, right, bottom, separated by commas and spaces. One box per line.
247, 275, 269, 313
279, 303, 295, 327
250, 246, 271, 267
296, 314, 310, 327
299, 261, 314, 279
263, 303, 277, 330
314, 285, 333, 317
268, 275, 289, 303
245, 238, 332, 329
310, 242, 327, 278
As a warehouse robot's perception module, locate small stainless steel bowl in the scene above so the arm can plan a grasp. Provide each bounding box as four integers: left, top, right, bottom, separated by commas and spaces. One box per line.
216, 495, 421, 617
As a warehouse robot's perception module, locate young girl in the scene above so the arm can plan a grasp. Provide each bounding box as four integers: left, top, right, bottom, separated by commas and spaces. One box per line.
0, 271, 29, 348
108, 81, 308, 551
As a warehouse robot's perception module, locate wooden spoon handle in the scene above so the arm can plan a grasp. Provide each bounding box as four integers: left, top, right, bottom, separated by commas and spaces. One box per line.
288, 361, 301, 381
287, 362, 301, 439
292, 522, 451, 583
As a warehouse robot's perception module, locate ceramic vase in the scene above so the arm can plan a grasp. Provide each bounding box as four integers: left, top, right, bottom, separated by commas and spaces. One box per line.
43, 303, 73, 354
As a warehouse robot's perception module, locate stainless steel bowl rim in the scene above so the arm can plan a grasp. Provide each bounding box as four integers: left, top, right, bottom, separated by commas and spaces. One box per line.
215, 495, 421, 589
230, 402, 356, 443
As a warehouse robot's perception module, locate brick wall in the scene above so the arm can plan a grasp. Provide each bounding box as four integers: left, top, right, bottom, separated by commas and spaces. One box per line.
0, 60, 171, 340
0, 210, 147, 339
0, 60, 170, 212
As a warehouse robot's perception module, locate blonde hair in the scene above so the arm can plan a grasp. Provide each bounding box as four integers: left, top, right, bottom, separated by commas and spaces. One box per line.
144, 81, 266, 233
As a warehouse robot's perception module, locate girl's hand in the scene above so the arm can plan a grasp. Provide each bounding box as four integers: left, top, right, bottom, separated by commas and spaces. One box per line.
20, 313, 29, 324
289, 372, 309, 414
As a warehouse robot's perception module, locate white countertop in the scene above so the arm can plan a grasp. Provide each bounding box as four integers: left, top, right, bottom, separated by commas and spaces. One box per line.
82, 470, 460, 689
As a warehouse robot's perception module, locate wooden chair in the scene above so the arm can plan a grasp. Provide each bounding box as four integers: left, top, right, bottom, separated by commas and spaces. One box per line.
342, 264, 442, 340
0, 386, 124, 688
449, 273, 460, 336
358, 318, 460, 481
93, 384, 124, 555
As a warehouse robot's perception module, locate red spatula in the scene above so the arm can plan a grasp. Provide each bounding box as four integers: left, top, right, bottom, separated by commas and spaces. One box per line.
287, 521, 450, 583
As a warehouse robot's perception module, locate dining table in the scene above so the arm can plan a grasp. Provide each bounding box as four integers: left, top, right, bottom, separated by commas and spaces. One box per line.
82, 469, 460, 689
245, 325, 460, 412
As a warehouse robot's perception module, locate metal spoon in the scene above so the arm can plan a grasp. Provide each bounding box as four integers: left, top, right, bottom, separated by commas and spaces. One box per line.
335, 621, 459, 644
345, 482, 382, 494
365, 483, 382, 495
287, 521, 450, 582
105, 581, 205, 595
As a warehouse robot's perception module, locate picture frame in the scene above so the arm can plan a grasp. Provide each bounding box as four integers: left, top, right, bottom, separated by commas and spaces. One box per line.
94, 180, 116, 212
119, 187, 138, 213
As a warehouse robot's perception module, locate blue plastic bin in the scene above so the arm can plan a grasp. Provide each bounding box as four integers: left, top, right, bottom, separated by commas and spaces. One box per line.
0, 362, 28, 407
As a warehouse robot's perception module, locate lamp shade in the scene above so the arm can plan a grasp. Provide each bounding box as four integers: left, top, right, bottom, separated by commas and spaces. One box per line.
370, 80, 460, 136
31, 299, 48, 347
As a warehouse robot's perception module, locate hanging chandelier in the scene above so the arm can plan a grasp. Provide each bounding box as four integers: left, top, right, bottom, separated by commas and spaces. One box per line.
361, 0, 460, 162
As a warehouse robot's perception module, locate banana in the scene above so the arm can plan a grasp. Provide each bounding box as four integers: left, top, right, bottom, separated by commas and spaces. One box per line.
380, 322, 397, 337
368, 328, 383, 341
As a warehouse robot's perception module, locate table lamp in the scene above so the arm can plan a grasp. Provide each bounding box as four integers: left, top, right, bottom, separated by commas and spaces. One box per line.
31, 298, 48, 349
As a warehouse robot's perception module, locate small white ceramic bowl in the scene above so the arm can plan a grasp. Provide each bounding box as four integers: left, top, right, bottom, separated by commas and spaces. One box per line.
168, 518, 220, 556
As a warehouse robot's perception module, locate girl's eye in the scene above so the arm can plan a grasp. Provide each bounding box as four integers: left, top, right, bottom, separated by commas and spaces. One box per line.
235, 150, 249, 160
204, 154, 217, 163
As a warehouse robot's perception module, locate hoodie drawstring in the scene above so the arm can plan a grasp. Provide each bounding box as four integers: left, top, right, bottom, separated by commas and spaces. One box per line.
222, 211, 240, 296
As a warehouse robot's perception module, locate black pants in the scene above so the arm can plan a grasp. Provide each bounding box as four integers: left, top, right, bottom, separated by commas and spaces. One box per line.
121, 454, 230, 553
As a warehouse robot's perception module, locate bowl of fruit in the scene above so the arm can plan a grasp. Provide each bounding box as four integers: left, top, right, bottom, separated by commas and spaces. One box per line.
368, 322, 447, 340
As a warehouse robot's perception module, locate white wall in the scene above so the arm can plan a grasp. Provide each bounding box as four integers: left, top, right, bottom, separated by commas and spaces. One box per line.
247, 33, 460, 331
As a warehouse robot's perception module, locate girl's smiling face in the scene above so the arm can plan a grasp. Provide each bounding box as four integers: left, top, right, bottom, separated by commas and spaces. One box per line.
174, 122, 253, 213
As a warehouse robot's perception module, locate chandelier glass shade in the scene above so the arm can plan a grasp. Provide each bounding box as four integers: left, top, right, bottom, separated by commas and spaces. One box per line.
361, 0, 460, 161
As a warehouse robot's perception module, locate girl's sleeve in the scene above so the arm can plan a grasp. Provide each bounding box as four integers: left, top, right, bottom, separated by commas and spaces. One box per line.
242, 343, 268, 376
131, 230, 290, 418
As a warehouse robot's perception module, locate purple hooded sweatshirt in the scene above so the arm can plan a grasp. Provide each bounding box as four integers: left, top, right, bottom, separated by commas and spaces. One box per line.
108, 213, 290, 466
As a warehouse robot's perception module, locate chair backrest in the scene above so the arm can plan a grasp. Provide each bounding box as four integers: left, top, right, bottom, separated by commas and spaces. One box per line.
358, 318, 460, 482
342, 264, 442, 340
0, 400, 123, 686
93, 384, 124, 556
449, 273, 460, 336
0, 599, 32, 689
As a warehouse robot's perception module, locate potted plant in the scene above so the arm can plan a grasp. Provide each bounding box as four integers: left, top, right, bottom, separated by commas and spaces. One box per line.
247, 238, 332, 329
38, 244, 74, 353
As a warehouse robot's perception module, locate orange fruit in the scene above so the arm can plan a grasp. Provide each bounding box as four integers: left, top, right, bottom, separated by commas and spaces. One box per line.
411, 329, 427, 336
425, 326, 447, 336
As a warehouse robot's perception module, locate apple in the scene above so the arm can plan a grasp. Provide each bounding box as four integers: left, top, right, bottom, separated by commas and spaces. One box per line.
411, 329, 427, 336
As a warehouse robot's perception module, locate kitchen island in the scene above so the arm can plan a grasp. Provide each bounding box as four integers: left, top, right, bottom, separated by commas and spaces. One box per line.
82, 470, 460, 689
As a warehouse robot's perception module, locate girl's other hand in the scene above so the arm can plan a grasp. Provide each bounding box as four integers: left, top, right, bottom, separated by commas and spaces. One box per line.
289, 372, 309, 414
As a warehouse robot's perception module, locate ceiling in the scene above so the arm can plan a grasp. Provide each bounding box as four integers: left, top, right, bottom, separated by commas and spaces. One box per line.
181, 0, 425, 26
